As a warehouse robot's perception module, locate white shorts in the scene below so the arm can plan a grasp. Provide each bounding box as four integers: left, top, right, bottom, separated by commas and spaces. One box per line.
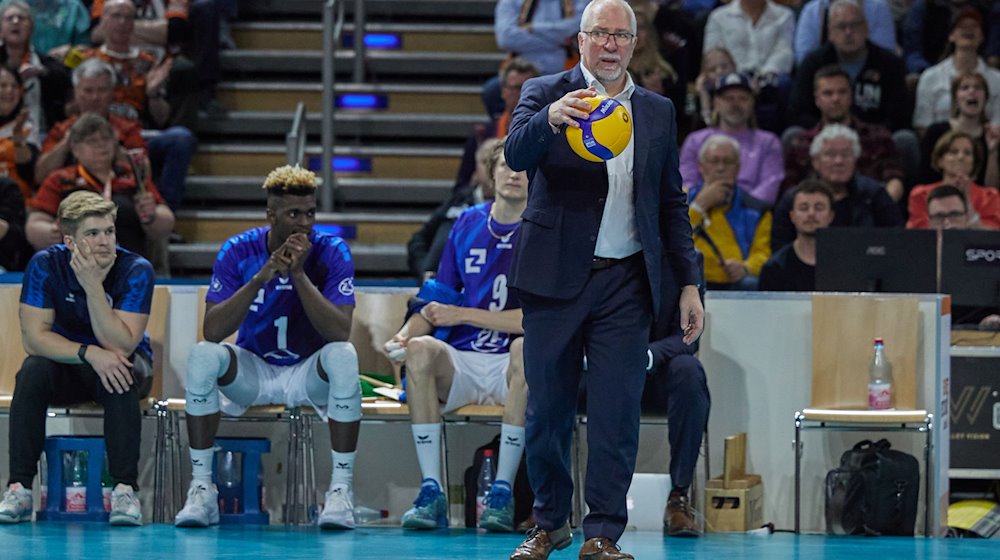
218, 343, 329, 420
441, 345, 511, 413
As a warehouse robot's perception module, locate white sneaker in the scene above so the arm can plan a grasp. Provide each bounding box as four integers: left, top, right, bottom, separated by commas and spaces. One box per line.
0, 483, 32, 523
109, 484, 142, 526
174, 481, 220, 528
318, 485, 355, 530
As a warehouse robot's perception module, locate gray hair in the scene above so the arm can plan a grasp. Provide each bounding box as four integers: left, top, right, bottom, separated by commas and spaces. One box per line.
828, 0, 865, 21
810, 123, 861, 158
580, 0, 637, 34
698, 134, 741, 163
0, 1, 33, 24
72, 58, 116, 88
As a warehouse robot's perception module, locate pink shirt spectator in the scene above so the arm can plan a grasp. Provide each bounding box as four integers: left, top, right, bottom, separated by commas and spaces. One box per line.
680, 127, 785, 207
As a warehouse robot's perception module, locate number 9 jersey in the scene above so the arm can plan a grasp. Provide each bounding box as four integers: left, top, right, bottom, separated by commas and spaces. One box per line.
206, 227, 356, 365
436, 202, 521, 354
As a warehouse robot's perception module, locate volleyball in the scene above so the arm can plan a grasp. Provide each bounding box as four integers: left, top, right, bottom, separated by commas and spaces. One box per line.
566, 95, 632, 162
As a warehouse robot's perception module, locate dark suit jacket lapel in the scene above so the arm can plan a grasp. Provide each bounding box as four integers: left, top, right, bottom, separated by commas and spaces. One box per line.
631, 88, 650, 203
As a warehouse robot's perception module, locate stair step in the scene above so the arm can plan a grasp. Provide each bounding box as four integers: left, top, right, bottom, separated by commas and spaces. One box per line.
173, 209, 426, 245
221, 49, 504, 78
185, 176, 453, 205
216, 81, 484, 114
197, 110, 486, 140
170, 242, 408, 275
232, 22, 498, 53
193, 144, 462, 179
239, 0, 497, 20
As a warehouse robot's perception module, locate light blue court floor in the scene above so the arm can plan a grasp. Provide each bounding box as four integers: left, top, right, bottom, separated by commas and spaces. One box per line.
0, 525, 996, 560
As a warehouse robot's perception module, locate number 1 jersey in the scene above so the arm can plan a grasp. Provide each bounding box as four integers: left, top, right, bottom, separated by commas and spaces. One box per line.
207, 227, 356, 365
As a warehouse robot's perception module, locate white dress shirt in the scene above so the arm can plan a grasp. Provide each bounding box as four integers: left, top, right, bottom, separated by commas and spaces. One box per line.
912, 56, 1000, 129
579, 64, 642, 259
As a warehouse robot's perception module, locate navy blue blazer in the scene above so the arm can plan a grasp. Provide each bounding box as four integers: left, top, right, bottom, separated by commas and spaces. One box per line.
505, 66, 699, 316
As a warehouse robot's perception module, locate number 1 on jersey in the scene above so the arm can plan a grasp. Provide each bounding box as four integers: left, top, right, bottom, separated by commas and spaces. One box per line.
273, 316, 288, 350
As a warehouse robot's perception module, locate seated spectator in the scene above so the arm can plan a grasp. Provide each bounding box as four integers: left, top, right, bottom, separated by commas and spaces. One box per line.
702, 0, 795, 132
680, 72, 784, 207
922, 184, 971, 230
25, 0, 91, 59
629, 7, 686, 135
0, 1, 72, 130
650, 1, 699, 132
784, 65, 906, 201
0, 190, 154, 526
919, 72, 999, 188
388, 139, 529, 533
759, 180, 835, 291
0, 177, 28, 272
687, 134, 771, 290
488, 0, 587, 117
787, 0, 911, 133
90, 0, 222, 115
913, 8, 1000, 133
771, 124, 903, 251
27, 112, 174, 257
902, 1, 994, 80
454, 59, 538, 193
0, 65, 39, 202
408, 138, 500, 283
644, 255, 708, 538
80, 0, 197, 132
907, 130, 1000, 229
691, 47, 737, 132
793, 0, 897, 65
37, 58, 195, 213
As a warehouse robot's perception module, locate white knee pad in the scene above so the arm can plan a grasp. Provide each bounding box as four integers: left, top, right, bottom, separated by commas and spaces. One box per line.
185, 341, 229, 416
321, 342, 361, 422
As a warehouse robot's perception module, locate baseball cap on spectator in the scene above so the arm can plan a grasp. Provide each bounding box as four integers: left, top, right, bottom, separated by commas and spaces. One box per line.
712, 72, 753, 96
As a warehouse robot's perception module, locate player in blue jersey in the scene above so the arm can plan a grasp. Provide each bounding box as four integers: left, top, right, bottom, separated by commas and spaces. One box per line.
1, 191, 154, 526
174, 165, 362, 530
386, 139, 529, 532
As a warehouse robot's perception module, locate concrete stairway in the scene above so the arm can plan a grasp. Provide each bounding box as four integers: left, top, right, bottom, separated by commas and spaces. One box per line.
173, 0, 500, 278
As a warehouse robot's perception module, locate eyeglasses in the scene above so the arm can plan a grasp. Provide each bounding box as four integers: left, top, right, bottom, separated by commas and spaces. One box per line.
702, 156, 738, 167
78, 135, 115, 147
819, 150, 855, 161
2, 13, 27, 23
928, 211, 967, 223
582, 30, 635, 46
830, 20, 865, 33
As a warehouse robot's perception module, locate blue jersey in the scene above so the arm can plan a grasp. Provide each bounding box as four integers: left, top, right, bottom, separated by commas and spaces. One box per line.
207, 227, 355, 366
436, 202, 521, 353
21, 245, 154, 361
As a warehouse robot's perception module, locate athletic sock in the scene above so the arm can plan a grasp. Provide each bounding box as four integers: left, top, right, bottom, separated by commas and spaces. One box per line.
496, 424, 525, 486
330, 450, 356, 489
411, 423, 442, 488
190, 447, 214, 483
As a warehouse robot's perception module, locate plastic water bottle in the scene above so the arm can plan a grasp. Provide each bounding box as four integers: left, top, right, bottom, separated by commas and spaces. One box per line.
65, 451, 87, 513
353, 505, 389, 525
476, 449, 496, 525
216, 450, 241, 513
868, 338, 894, 410
101, 454, 113, 512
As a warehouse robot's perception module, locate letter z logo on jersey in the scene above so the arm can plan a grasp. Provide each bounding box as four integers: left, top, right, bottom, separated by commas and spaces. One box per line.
465, 248, 487, 273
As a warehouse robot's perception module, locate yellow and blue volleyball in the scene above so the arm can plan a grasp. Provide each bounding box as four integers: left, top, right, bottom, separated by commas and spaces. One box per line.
566, 95, 632, 162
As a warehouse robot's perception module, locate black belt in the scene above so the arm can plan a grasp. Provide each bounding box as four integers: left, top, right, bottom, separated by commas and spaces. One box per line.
591, 252, 641, 270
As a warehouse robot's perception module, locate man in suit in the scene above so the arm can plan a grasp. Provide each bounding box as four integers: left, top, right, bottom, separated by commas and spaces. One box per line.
504, 1, 704, 558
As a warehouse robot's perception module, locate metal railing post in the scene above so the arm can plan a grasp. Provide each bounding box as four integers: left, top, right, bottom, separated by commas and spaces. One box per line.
285, 102, 307, 166
321, 0, 339, 212
353, 0, 366, 83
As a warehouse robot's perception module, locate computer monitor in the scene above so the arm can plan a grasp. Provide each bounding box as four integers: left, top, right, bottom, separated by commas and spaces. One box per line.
815, 228, 938, 293
940, 230, 1000, 309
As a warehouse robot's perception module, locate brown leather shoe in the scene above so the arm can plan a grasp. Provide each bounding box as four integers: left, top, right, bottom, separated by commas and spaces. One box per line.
578, 537, 634, 560
509, 523, 572, 560
664, 494, 701, 537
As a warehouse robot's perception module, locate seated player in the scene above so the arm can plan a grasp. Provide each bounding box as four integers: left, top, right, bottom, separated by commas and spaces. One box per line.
386, 139, 528, 532
174, 165, 363, 530
0, 191, 154, 526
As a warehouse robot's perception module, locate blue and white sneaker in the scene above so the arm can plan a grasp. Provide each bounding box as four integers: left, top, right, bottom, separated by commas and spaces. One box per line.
400, 478, 447, 529
0, 483, 32, 524
478, 480, 514, 532
174, 481, 219, 528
